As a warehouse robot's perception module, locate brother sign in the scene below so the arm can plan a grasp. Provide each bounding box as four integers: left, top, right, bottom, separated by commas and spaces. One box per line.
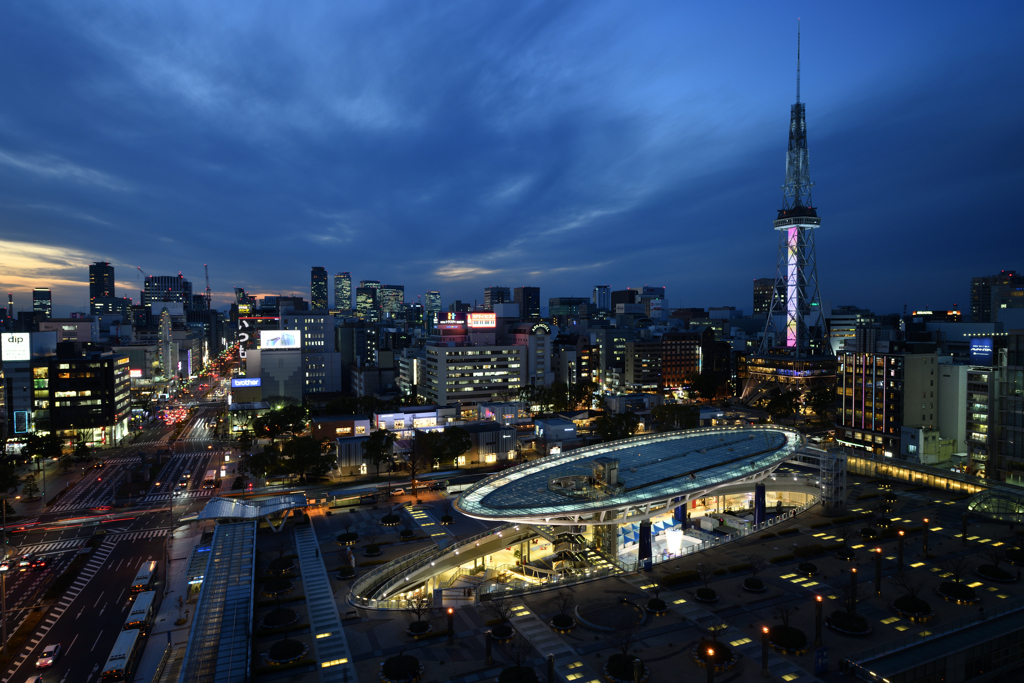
1, 333, 30, 362
231, 378, 262, 388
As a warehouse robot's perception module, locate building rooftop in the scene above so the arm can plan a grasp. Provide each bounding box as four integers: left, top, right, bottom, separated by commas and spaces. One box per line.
455, 426, 802, 522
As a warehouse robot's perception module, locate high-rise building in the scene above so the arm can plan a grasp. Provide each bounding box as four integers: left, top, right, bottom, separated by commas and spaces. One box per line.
33, 288, 52, 320
752, 278, 777, 315
334, 272, 352, 311
592, 285, 611, 311
549, 297, 588, 319
996, 331, 1024, 485
379, 284, 405, 317
744, 29, 835, 400
610, 289, 638, 308
484, 287, 511, 310
970, 270, 1024, 323
425, 290, 441, 314
514, 286, 540, 321
355, 287, 379, 323
141, 275, 193, 308
89, 262, 115, 313
310, 266, 328, 310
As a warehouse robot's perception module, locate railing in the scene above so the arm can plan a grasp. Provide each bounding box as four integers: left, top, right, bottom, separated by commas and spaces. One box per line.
844, 596, 1024, 674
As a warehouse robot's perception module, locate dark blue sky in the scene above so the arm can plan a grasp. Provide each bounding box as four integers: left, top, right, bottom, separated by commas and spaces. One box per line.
1, 2, 1022, 317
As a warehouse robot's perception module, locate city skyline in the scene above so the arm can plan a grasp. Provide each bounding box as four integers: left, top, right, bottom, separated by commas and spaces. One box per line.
1, 2, 1022, 316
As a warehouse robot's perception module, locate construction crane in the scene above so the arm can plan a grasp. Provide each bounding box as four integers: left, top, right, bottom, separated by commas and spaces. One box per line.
137, 266, 148, 281
204, 264, 212, 306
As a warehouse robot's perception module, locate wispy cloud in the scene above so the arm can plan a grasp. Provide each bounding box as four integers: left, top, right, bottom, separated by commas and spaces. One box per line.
0, 150, 130, 192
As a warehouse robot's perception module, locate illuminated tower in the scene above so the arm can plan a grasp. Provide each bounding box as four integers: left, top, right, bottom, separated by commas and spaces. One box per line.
744, 24, 834, 401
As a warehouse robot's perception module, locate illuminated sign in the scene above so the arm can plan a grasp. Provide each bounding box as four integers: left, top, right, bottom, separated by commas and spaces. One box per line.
232, 377, 262, 388
435, 311, 466, 329
260, 330, 301, 349
970, 338, 994, 365
467, 312, 496, 328
1, 333, 30, 362
14, 411, 30, 433
129, 369, 143, 378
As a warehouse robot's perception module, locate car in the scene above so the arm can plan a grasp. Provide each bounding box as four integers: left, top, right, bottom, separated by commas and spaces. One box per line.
89, 505, 112, 512
31, 559, 48, 572
0, 559, 10, 572
35, 643, 61, 668
17, 554, 34, 570
26, 676, 43, 683
389, 488, 405, 496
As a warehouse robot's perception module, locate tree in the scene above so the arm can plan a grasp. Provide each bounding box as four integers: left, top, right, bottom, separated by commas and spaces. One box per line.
489, 594, 515, 638
696, 562, 717, 590
611, 618, 643, 658
253, 404, 308, 443
405, 593, 433, 629
59, 450, 75, 473
745, 553, 768, 581
440, 427, 472, 467
282, 436, 334, 482
241, 446, 281, 486
593, 412, 640, 442
73, 440, 91, 464
553, 588, 575, 616
408, 431, 436, 498
939, 556, 972, 585
982, 546, 1008, 570
25, 433, 62, 467
21, 473, 40, 501
807, 384, 837, 424
651, 404, 700, 431
690, 369, 724, 402
362, 429, 397, 478
888, 571, 925, 600
766, 389, 801, 423
501, 633, 535, 673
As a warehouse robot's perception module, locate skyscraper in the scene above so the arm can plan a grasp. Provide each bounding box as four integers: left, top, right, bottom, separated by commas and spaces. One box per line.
334, 272, 352, 311
355, 287, 379, 323
32, 288, 52, 319
752, 278, 779, 315
89, 262, 115, 301
744, 26, 834, 400
311, 266, 328, 310
425, 290, 441, 314
142, 275, 193, 308
484, 286, 510, 310
970, 270, 1024, 323
592, 285, 611, 311
514, 286, 540, 321
379, 284, 405, 317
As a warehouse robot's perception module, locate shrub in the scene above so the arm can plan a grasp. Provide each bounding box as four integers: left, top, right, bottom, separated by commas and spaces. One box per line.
797, 562, 818, 575
769, 625, 807, 650
828, 611, 869, 633
809, 522, 831, 529
661, 570, 701, 586
382, 654, 420, 680
712, 568, 727, 576
777, 528, 800, 536
893, 595, 931, 615
743, 577, 765, 591
499, 666, 538, 683
606, 654, 642, 681
695, 587, 718, 601
771, 554, 795, 563
977, 564, 1014, 581
793, 544, 825, 559
727, 563, 752, 573
759, 532, 776, 538
696, 638, 733, 666
938, 581, 976, 602
551, 614, 575, 628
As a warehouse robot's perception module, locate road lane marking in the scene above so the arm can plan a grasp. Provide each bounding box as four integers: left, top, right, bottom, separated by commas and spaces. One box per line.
90, 630, 104, 651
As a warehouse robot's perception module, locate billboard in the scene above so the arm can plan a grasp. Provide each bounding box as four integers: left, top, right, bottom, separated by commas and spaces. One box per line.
970, 338, 994, 366
231, 377, 262, 388
435, 311, 466, 329
260, 330, 302, 349
1, 333, 30, 362
129, 369, 143, 378
467, 312, 496, 328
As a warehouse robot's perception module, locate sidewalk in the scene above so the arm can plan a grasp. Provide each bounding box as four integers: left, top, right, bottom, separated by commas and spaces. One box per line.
9, 457, 84, 520
133, 522, 207, 683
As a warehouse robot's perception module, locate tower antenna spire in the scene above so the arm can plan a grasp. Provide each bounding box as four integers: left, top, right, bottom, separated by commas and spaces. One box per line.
796, 18, 801, 103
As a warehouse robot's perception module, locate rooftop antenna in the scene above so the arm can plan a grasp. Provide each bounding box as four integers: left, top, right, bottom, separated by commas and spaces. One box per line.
796, 18, 801, 104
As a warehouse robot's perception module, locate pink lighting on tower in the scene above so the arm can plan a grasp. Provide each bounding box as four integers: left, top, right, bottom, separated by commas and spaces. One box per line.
786, 226, 799, 347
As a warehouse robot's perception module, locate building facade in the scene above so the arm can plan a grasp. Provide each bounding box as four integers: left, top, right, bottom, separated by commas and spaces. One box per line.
310, 267, 328, 310
334, 272, 352, 311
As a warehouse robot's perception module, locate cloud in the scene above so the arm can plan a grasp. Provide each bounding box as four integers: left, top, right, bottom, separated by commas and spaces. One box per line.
0, 150, 130, 192
0, 239, 102, 295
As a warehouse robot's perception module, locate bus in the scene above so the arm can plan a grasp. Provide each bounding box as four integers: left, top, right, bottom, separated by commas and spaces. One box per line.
123, 591, 156, 634
100, 628, 142, 681
201, 469, 217, 489
130, 561, 157, 593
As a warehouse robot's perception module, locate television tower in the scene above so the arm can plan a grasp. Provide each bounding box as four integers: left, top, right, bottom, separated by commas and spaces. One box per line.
744, 22, 834, 401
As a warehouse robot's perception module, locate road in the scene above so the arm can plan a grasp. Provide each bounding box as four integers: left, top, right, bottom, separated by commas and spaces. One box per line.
1, 366, 232, 683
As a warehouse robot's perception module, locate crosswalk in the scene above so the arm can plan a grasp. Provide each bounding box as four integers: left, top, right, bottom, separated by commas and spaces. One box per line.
102, 456, 142, 464
142, 489, 215, 503
107, 528, 169, 541
1, 539, 116, 683
14, 539, 86, 556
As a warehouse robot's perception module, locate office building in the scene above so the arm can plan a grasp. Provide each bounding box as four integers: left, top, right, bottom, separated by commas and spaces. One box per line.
425, 290, 441, 315
997, 331, 1024, 485
970, 270, 1024, 323
610, 289, 638, 308
661, 332, 701, 393
379, 284, 405, 317
624, 339, 662, 393
310, 266, 328, 310
514, 286, 540, 321
548, 297, 588, 319
89, 262, 115, 314
141, 275, 194, 308
421, 343, 525, 407
32, 288, 52, 320
355, 287, 379, 323
592, 285, 611, 311
484, 287, 511, 310
743, 39, 834, 400
752, 278, 777, 315
334, 272, 351, 310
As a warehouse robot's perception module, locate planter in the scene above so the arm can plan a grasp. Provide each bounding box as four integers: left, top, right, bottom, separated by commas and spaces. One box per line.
380, 654, 424, 683
834, 548, 856, 562
603, 654, 649, 683
690, 640, 737, 672
260, 607, 299, 629
261, 578, 295, 598
498, 666, 539, 683
406, 621, 433, 638
265, 639, 308, 665
381, 514, 401, 527
797, 562, 818, 577
768, 626, 808, 655
976, 564, 1017, 584
440, 515, 454, 526
694, 588, 718, 603
337, 567, 356, 580
399, 530, 415, 539
336, 532, 359, 546
491, 623, 516, 643
267, 557, 296, 574
364, 546, 383, 557
1006, 549, 1024, 567
825, 611, 873, 636
935, 582, 979, 605
550, 614, 576, 633
860, 528, 879, 540
742, 578, 767, 593
891, 596, 935, 623
645, 598, 668, 615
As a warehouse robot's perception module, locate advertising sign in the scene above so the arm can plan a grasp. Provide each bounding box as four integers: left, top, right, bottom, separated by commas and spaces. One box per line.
14, 411, 30, 434
467, 312, 496, 328
1, 333, 30, 362
435, 311, 466, 329
970, 338, 994, 366
260, 330, 302, 349
231, 377, 262, 388
129, 369, 143, 378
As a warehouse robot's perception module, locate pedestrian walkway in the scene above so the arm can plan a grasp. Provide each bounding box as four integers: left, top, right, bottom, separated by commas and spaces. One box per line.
108, 528, 169, 541
142, 489, 214, 503
0, 539, 116, 683
14, 539, 86, 556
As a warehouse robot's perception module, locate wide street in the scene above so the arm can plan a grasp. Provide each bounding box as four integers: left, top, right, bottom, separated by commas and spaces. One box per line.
0, 373, 228, 683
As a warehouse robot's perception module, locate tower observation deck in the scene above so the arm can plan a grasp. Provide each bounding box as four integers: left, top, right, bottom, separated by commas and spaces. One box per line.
743, 23, 835, 402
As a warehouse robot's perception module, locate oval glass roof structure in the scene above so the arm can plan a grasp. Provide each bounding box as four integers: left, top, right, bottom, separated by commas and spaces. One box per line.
455, 426, 804, 525
966, 488, 1024, 522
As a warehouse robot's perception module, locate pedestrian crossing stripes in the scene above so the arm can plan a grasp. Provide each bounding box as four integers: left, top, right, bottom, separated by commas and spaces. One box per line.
14, 539, 86, 556
102, 456, 142, 464
1, 539, 116, 683
106, 528, 169, 541
142, 489, 215, 502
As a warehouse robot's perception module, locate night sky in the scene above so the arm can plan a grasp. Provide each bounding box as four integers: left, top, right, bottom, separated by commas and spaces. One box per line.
1, 2, 1022, 317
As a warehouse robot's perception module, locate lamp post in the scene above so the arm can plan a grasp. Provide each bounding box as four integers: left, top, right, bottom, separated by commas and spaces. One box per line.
761, 626, 770, 678
922, 518, 929, 556
874, 547, 883, 597
447, 607, 455, 645
850, 568, 858, 617
706, 648, 715, 683
814, 595, 823, 647
898, 530, 905, 571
